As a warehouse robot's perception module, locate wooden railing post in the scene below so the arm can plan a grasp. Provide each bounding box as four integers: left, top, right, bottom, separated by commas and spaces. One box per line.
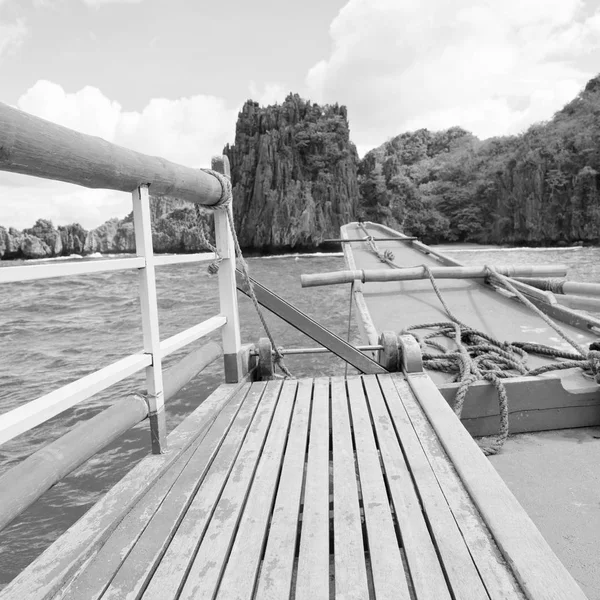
212, 156, 242, 382
132, 184, 167, 453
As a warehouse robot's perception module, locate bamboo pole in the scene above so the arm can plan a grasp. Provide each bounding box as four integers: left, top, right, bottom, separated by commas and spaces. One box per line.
0, 341, 223, 533
515, 277, 600, 298
0, 101, 223, 205
301, 265, 568, 288
555, 295, 600, 312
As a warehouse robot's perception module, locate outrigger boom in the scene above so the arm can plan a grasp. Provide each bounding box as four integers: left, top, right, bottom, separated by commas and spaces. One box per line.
301, 264, 568, 287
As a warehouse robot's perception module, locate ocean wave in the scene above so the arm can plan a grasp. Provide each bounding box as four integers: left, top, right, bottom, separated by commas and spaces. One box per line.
30, 254, 84, 263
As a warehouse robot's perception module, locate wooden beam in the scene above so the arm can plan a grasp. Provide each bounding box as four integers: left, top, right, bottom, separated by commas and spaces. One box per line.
405, 372, 588, 600
0, 340, 224, 533
153, 252, 216, 267
235, 270, 387, 374
0, 353, 151, 446
213, 156, 243, 383
159, 315, 226, 358
301, 264, 569, 287
133, 184, 167, 454
0, 381, 250, 600
0, 257, 145, 283
0, 101, 224, 205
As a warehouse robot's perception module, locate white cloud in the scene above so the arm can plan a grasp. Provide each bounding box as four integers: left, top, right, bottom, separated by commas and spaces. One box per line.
248, 81, 288, 106
0, 81, 238, 230
307, 0, 600, 148
0, 18, 27, 57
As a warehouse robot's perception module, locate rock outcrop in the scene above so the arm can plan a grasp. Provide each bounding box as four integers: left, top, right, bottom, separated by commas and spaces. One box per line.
23, 219, 62, 256
0, 227, 23, 259
58, 223, 87, 255
224, 94, 359, 251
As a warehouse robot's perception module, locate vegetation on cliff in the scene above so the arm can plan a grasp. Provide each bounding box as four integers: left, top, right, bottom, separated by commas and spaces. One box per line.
360, 74, 600, 245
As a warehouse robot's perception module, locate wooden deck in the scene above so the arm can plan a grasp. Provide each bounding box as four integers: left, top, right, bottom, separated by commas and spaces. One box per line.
1, 374, 587, 600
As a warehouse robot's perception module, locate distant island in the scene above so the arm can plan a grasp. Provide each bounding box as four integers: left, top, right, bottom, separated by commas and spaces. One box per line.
3, 76, 600, 260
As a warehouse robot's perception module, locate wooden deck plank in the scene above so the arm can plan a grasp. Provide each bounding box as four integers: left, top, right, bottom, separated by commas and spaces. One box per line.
66, 384, 253, 600
330, 376, 370, 600
216, 380, 299, 599
406, 372, 588, 600
254, 379, 312, 600
346, 376, 411, 600
55, 441, 199, 600
362, 375, 452, 600
295, 378, 331, 600
0, 381, 246, 600
139, 381, 268, 600
377, 375, 490, 600
394, 375, 526, 600
175, 380, 283, 600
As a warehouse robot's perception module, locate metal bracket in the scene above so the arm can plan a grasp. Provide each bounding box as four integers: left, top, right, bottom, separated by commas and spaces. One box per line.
398, 334, 423, 373
257, 337, 274, 381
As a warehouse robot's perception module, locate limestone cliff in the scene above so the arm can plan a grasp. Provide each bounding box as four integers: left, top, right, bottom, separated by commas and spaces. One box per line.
224, 94, 359, 251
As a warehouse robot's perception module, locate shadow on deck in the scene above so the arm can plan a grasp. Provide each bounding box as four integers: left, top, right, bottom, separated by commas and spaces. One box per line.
0, 374, 588, 600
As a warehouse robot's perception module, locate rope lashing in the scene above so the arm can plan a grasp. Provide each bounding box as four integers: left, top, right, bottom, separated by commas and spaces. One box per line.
192, 167, 293, 379
355, 224, 600, 455
486, 267, 600, 383
193, 167, 233, 274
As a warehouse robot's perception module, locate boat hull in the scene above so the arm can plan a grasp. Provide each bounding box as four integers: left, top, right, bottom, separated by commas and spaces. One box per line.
342, 221, 600, 435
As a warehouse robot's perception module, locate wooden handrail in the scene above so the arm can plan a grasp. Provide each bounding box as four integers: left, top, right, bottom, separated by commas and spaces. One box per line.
0, 101, 223, 205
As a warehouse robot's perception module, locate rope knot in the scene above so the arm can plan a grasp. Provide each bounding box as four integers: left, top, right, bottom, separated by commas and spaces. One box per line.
207, 260, 221, 275
199, 168, 233, 210
587, 350, 600, 383
383, 249, 395, 261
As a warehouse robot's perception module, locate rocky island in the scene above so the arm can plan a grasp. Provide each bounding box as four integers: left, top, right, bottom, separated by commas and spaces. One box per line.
4, 74, 600, 260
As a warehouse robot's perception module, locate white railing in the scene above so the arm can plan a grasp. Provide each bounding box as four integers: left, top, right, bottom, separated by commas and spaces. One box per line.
0, 152, 242, 454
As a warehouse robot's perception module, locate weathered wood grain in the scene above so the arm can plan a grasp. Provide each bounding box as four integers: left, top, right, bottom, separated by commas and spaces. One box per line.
394, 376, 525, 600
346, 376, 411, 600
62, 383, 252, 600
176, 381, 283, 600
362, 375, 451, 600
330, 377, 370, 600
140, 381, 268, 600
0, 381, 247, 600
406, 372, 589, 600
377, 375, 490, 599
56, 439, 200, 600
254, 379, 311, 600
0, 101, 224, 205
216, 380, 298, 599
295, 378, 331, 600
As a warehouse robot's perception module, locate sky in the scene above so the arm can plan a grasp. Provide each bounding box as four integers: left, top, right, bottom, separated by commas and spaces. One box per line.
1, 0, 600, 230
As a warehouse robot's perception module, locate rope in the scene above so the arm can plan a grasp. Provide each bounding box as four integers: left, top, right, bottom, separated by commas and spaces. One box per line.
356, 224, 600, 455
192, 168, 293, 379
225, 208, 293, 378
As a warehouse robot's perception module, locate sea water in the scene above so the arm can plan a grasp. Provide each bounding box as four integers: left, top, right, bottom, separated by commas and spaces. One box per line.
1, 246, 599, 584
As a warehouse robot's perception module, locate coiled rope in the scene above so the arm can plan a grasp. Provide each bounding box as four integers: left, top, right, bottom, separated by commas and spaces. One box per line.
193, 168, 293, 378
357, 225, 600, 454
